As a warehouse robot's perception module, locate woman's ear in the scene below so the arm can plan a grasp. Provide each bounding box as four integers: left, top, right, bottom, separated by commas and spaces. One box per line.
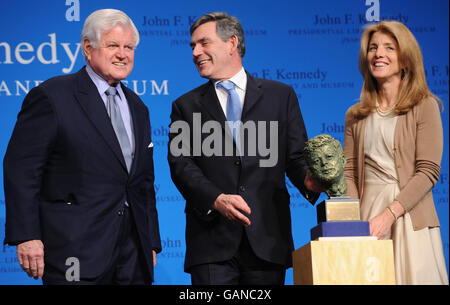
401, 67, 407, 80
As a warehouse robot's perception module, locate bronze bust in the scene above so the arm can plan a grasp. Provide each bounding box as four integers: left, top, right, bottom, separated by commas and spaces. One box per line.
303, 134, 347, 197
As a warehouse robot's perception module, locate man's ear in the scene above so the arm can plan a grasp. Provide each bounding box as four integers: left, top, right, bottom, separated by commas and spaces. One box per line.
228, 35, 239, 55
82, 39, 92, 60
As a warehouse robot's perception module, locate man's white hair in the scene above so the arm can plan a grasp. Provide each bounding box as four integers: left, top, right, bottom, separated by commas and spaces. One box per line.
81, 9, 139, 59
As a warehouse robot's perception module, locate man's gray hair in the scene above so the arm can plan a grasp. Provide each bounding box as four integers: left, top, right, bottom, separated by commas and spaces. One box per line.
190, 12, 246, 58
81, 9, 139, 59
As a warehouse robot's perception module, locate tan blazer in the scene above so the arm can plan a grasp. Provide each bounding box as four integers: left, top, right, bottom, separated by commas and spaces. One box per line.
344, 97, 443, 230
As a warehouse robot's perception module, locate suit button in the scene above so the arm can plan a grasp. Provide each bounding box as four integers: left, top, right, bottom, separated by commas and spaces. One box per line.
118, 210, 124, 216
239, 186, 246, 192
235, 160, 241, 166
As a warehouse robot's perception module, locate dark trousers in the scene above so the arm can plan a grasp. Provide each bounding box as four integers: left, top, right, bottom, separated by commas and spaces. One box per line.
189, 232, 286, 285
43, 206, 151, 285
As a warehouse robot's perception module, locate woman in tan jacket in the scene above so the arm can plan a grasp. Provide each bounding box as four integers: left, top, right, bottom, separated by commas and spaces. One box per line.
343, 21, 448, 284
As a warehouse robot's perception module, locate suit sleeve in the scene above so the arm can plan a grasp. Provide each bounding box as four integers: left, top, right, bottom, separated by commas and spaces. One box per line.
3, 85, 57, 245
167, 101, 222, 220
284, 87, 320, 204
143, 109, 162, 253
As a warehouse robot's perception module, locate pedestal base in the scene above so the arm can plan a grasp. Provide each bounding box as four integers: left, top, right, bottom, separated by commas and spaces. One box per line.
292, 237, 396, 285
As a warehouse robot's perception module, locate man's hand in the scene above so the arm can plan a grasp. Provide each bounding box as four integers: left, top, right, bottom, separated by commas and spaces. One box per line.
213, 194, 251, 227
153, 250, 157, 267
17, 239, 45, 279
304, 169, 325, 193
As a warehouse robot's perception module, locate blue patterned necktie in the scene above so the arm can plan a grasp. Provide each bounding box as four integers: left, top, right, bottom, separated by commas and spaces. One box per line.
217, 81, 242, 151
105, 86, 133, 172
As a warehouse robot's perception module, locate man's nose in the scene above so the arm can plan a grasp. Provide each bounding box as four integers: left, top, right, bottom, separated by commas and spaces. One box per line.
192, 44, 202, 58
115, 46, 128, 58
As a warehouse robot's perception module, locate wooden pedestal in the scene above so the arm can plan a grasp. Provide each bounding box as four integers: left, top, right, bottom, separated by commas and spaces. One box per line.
293, 237, 396, 285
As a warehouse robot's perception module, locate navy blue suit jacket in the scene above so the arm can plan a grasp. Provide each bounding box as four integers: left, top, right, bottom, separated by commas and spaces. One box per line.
168, 72, 319, 271
3, 67, 161, 281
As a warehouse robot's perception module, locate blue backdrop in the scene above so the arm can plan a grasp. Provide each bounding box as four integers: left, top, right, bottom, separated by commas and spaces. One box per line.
0, 0, 448, 285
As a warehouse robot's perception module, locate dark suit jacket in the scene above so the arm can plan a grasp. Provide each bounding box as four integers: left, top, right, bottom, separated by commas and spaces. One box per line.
3, 67, 161, 281
168, 72, 318, 271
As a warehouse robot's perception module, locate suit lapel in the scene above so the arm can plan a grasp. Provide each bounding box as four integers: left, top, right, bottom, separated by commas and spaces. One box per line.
241, 72, 263, 120
198, 81, 240, 154
198, 73, 264, 123
197, 73, 264, 154
74, 67, 128, 172
122, 84, 142, 176
199, 81, 227, 123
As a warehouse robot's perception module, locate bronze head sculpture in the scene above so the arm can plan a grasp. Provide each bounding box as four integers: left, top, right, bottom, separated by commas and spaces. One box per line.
303, 134, 347, 197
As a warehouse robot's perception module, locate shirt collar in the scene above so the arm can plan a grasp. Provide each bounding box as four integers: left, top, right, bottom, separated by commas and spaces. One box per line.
85, 64, 126, 100
215, 67, 247, 91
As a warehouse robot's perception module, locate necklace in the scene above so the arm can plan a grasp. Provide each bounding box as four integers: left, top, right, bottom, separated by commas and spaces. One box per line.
376, 100, 396, 117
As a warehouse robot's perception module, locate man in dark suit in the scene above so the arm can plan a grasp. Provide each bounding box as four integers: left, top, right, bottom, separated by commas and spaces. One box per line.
3, 9, 161, 284
168, 12, 322, 285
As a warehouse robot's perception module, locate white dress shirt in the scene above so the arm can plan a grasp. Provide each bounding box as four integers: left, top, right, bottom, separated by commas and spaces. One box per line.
214, 67, 247, 117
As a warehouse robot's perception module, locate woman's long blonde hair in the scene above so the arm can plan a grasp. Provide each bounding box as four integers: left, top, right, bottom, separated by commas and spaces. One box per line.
350, 21, 440, 119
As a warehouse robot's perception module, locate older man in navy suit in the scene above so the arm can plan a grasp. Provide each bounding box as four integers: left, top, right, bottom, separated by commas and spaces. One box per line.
3, 9, 161, 284
168, 12, 323, 285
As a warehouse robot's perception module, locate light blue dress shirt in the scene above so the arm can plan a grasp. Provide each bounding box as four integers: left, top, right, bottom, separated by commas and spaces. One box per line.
86, 65, 135, 206
85, 64, 135, 155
